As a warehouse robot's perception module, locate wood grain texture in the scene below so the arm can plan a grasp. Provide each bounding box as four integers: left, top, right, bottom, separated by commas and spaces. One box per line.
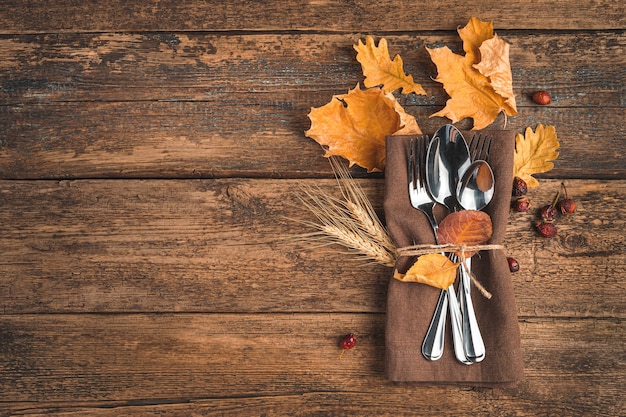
0, 0, 624, 32
0, 102, 623, 179
0, 0, 624, 415
0, 32, 624, 179
0, 179, 623, 317
0, 314, 623, 416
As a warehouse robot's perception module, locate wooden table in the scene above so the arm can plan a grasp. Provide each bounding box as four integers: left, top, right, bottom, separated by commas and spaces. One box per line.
1, 1, 624, 415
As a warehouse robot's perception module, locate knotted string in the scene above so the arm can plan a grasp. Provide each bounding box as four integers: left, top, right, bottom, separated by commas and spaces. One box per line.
396, 243, 504, 299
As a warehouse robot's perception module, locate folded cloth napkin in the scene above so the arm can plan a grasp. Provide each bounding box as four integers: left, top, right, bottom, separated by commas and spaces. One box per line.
384, 130, 524, 385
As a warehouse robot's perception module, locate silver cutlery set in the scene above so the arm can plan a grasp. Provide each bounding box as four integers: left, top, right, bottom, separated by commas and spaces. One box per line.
407, 125, 494, 364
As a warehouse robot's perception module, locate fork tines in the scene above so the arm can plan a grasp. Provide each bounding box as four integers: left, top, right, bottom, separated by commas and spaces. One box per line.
468, 133, 493, 162
408, 136, 429, 189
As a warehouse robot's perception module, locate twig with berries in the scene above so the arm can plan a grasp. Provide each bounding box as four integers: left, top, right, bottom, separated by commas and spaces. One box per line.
535, 182, 576, 238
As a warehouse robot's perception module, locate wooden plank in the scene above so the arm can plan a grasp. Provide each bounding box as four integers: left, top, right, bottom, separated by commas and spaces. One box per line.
0, 102, 623, 179
1, 32, 623, 179
0, 314, 623, 416
0, 32, 622, 107
0, 179, 623, 317
0, 0, 623, 32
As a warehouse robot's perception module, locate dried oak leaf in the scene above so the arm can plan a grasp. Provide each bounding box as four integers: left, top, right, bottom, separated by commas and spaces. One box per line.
428, 17, 517, 130
394, 254, 459, 290
355, 36, 427, 96
473, 35, 517, 113
513, 124, 559, 187
437, 210, 493, 258
305, 85, 419, 172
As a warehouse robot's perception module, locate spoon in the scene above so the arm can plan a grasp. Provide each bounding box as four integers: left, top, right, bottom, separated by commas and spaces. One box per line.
455, 160, 495, 363
422, 125, 472, 365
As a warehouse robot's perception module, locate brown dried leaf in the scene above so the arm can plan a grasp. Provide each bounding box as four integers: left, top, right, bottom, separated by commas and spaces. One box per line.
354, 36, 427, 95
437, 210, 493, 257
513, 124, 559, 187
394, 254, 459, 290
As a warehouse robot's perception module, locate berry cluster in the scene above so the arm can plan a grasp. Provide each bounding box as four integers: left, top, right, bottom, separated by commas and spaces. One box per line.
534, 182, 576, 237
507, 179, 577, 271
512, 177, 576, 238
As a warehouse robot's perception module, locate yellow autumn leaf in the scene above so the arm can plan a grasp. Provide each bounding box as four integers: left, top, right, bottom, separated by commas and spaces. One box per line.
394, 254, 459, 290
305, 85, 419, 172
458, 16, 494, 64
513, 124, 559, 187
354, 36, 426, 96
428, 17, 517, 130
473, 35, 517, 113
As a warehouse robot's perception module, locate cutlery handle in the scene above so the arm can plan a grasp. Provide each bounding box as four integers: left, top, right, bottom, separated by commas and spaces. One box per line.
422, 285, 470, 364
421, 290, 447, 361
460, 261, 485, 362
448, 285, 471, 365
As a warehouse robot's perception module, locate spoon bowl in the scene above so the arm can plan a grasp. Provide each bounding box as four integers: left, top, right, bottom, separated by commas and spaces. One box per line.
457, 160, 495, 211
426, 125, 471, 211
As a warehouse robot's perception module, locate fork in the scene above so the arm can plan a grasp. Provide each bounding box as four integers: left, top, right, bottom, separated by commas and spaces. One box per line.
408, 137, 469, 364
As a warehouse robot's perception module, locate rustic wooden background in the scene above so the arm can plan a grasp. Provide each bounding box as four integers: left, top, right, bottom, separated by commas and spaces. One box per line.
0, 1, 624, 415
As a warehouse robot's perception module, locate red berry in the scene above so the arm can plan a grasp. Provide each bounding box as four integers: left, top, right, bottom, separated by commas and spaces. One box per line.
540, 204, 558, 222
532, 90, 551, 105
558, 198, 576, 215
535, 221, 557, 238
512, 177, 528, 196
507, 257, 520, 272
340, 333, 357, 350
512, 197, 531, 212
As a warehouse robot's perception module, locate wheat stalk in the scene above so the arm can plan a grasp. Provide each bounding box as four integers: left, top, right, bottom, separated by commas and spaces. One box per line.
293, 157, 397, 267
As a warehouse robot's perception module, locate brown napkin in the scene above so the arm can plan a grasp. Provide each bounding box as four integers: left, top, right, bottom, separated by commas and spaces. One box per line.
384, 130, 524, 385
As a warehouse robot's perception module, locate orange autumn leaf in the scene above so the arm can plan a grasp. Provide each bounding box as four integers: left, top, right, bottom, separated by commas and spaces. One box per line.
388, 92, 423, 136
428, 17, 517, 130
394, 253, 459, 290
354, 36, 426, 95
513, 124, 559, 187
437, 210, 493, 257
305, 85, 419, 172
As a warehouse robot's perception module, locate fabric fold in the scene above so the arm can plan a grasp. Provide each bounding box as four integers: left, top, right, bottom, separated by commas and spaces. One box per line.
383, 130, 524, 385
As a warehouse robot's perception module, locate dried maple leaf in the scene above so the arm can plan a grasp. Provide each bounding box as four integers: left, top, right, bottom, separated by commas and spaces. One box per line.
428, 17, 517, 130
305, 85, 419, 172
354, 36, 426, 96
513, 124, 559, 187
394, 253, 459, 290
437, 210, 493, 258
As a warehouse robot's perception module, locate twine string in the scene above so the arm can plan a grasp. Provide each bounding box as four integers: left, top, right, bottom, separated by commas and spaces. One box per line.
396, 243, 504, 299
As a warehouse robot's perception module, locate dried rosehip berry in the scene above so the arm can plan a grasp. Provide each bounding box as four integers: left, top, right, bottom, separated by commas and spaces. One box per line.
340, 333, 357, 350
558, 183, 576, 215
512, 197, 531, 212
532, 90, 551, 105
512, 177, 528, 196
507, 257, 520, 273
540, 204, 558, 222
559, 198, 576, 215
535, 221, 557, 238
